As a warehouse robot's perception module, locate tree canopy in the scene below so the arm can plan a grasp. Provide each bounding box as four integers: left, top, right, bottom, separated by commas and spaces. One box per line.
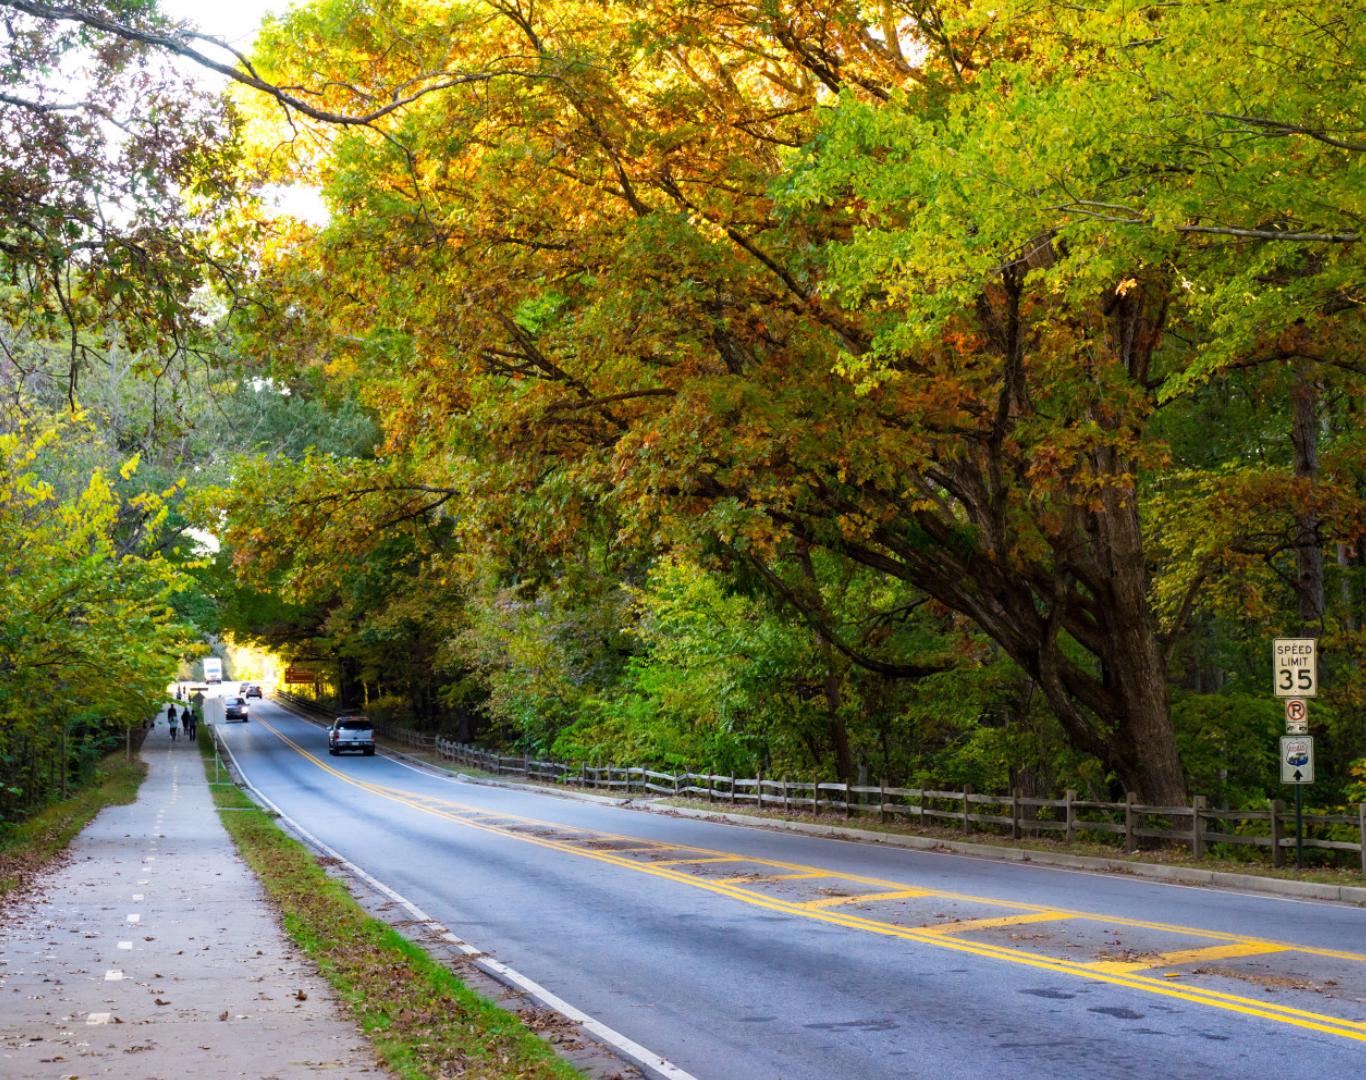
2, 0, 1362, 820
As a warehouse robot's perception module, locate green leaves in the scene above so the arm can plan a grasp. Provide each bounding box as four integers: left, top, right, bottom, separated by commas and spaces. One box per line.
0, 413, 199, 819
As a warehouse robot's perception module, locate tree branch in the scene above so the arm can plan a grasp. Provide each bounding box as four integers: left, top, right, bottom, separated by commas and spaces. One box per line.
0, 0, 541, 128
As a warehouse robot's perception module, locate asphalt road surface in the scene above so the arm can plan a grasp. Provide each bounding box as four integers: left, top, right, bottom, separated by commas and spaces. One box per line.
216, 698, 1366, 1080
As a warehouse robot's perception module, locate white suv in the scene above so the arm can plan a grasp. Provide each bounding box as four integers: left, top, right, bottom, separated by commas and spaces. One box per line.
328, 716, 376, 756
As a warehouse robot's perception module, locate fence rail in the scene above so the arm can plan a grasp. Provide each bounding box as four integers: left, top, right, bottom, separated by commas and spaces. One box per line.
269, 693, 1366, 871
429, 737, 1366, 871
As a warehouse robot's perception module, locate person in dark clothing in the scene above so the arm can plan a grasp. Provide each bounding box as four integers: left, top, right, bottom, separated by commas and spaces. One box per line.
181, 706, 195, 739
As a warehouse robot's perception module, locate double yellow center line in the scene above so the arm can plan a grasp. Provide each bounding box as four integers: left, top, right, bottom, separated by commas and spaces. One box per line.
253, 716, 1366, 1043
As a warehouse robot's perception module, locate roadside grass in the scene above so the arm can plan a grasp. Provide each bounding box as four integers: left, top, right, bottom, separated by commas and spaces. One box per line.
196, 723, 582, 1080
0, 747, 146, 901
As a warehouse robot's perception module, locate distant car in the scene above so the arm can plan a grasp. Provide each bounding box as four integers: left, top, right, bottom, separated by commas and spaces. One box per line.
224, 697, 250, 722
328, 716, 375, 756
242, 684, 263, 699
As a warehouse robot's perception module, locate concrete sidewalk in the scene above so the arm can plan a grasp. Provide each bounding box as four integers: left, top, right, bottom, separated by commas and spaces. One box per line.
0, 720, 386, 1078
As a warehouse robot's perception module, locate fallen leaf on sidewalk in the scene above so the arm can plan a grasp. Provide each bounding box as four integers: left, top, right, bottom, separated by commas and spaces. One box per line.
295, 990, 308, 1001
218, 1010, 229, 1021
153, 999, 171, 1006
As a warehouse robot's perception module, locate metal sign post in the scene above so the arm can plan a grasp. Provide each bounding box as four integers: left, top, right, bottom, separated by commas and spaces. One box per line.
1295, 782, 1303, 870
1280, 735, 1314, 870
1274, 639, 1319, 871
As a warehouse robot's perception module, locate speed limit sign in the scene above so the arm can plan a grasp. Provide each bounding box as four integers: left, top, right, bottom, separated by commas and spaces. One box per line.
1273, 638, 1317, 698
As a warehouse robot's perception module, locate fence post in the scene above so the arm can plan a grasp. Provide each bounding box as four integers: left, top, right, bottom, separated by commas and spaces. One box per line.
783, 779, 790, 814
1064, 789, 1077, 844
1359, 804, 1365, 875
674, 771, 681, 798
963, 786, 972, 834
757, 769, 764, 810
844, 782, 853, 819
707, 774, 714, 804
1010, 789, 1020, 840
1191, 795, 1207, 859
813, 780, 820, 815
729, 776, 737, 804
1270, 798, 1285, 868
880, 779, 889, 825
1124, 793, 1137, 851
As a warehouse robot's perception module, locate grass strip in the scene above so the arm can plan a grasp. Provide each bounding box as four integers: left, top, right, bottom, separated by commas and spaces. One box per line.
197, 723, 581, 1080
0, 748, 147, 900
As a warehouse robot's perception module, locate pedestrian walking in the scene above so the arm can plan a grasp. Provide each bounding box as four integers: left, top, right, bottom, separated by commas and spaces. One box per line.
182, 706, 194, 739
166, 703, 176, 724
168, 710, 179, 743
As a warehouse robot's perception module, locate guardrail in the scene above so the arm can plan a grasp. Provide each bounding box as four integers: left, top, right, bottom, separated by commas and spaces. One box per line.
274, 689, 341, 718
273, 690, 436, 749
268, 692, 1366, 872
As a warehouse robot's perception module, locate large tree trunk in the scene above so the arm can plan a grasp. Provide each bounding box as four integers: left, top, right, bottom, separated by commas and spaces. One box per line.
1092, 468, 1186, 804
1291, 365, 1325, 635
826, 670, 853, 786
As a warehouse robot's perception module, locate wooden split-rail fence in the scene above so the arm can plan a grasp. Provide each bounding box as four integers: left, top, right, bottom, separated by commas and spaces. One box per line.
272, 692, 1366, 871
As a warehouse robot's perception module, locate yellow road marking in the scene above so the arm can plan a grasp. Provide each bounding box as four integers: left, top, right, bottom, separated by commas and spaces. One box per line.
1089, 941, 1292, 975
251, 717, 1366, 1043
803, 888, 934, 910
650, 856, 746, 867
715, 871, 830, 884
353, 749, 1366, 966
920, 911, 1076, 935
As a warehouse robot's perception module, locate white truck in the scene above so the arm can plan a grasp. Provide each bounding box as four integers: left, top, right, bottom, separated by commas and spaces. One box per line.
203, 657, 223, 684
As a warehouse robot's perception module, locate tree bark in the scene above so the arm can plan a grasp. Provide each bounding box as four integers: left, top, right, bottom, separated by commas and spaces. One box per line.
1291, 365, 1325, 635
826, 670, 853, 786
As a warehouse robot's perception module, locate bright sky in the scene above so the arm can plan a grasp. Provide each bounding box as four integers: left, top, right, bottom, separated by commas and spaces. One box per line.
158, 0, 286, 61
157, 0, 328, 224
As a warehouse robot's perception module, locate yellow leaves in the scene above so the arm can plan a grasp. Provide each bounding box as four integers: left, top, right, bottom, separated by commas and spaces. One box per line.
119, 453, 142, 481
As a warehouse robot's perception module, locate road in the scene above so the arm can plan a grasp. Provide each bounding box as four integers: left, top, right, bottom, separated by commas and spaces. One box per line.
216, 698, 1366, 1080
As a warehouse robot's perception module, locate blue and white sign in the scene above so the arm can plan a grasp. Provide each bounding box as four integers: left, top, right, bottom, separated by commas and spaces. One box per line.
1280, 736, 1314, 784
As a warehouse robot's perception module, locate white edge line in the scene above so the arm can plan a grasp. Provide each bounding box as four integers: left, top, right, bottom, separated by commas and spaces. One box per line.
213, 720, 698, 1080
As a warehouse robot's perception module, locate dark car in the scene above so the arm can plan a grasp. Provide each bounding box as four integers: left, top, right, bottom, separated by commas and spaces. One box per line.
328, 716, 376, 756
242, 683, 263, 699
224, 696, 250, 722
